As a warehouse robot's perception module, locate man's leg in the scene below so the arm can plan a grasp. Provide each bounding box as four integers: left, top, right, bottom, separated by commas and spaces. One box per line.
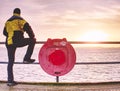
15, 38, 36, 61
6, 46, 16, 83
24, 39, 35, 61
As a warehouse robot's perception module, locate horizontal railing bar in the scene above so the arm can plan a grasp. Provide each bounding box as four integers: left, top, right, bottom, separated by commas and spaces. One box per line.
0, 62, 39, 64
0, 61, 120, 64
68, 41, 120, 44
1, 41, 120, 44
0, 42, 5, 44
76, 62, 120, 65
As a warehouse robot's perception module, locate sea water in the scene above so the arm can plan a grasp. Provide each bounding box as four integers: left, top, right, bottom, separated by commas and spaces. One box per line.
0, 44, 120, 83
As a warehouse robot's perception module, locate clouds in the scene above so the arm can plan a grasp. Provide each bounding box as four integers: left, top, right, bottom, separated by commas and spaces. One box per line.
1, 0, 120, 41
2, 0, 120, 18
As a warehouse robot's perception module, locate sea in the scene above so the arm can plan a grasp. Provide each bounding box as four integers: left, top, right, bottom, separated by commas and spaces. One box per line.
0, 44, 120, 83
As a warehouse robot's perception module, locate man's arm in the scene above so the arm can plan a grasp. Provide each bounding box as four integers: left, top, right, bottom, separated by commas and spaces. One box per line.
3, 27, 8, 37
23, 23, 35, 38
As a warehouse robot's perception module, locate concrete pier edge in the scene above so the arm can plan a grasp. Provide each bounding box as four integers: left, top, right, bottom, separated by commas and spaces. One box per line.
1, 80, 120, 86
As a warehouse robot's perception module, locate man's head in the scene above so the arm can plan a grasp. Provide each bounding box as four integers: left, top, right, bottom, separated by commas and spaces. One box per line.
13, 8, 21, 14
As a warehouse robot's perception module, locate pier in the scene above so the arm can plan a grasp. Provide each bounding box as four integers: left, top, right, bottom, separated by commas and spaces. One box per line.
0, 81, 120, 91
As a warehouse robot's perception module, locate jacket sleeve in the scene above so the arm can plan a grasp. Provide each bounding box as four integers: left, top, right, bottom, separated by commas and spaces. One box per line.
23, 23, 35, 38
3, 27, 8, 37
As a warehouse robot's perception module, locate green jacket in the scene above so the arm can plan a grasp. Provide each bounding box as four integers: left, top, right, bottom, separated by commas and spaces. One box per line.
3, 13, 35, 45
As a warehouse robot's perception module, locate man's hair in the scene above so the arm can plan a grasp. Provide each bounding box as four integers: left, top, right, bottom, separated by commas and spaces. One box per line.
13, 8, 21, 14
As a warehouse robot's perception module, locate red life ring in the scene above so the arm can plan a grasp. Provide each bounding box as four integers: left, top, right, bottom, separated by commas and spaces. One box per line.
38, 38, 76, 76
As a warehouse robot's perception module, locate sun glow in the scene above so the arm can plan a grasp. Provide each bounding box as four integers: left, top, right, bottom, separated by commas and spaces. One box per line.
80, 30, 108, 41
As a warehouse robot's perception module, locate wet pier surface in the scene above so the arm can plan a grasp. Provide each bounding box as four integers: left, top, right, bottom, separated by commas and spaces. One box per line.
0, 81, 120, 91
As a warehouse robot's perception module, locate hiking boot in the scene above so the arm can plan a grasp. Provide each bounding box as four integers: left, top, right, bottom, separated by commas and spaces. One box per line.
7, 81, 18, 86
23, 59, 35, 64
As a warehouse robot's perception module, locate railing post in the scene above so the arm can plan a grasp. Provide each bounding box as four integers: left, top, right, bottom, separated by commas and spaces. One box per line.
56, 76, 59, 83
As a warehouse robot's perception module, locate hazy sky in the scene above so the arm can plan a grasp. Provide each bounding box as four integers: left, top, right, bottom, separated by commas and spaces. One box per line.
1, 0, 120, 41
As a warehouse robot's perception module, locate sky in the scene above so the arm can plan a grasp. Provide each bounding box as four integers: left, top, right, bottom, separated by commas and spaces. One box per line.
1, 0, 120, 42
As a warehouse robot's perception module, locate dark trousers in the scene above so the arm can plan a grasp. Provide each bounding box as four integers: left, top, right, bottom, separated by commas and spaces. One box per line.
6, 38, 35, 83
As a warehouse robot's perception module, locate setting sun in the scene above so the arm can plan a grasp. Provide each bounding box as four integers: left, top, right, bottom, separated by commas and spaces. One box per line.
79, 30, 108, 41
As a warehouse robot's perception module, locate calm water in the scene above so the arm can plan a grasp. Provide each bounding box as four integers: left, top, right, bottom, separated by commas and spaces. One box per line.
0, 45, 120, 83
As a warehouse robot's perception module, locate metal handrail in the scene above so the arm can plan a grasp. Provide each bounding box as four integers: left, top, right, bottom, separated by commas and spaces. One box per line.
0, 41, 120, 65
0, 41, 120, 82
0, 61, 120, 65
1, 41, 120, 44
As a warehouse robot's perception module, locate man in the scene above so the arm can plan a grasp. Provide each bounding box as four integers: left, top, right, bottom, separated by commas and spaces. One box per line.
3, 8, 36, 86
